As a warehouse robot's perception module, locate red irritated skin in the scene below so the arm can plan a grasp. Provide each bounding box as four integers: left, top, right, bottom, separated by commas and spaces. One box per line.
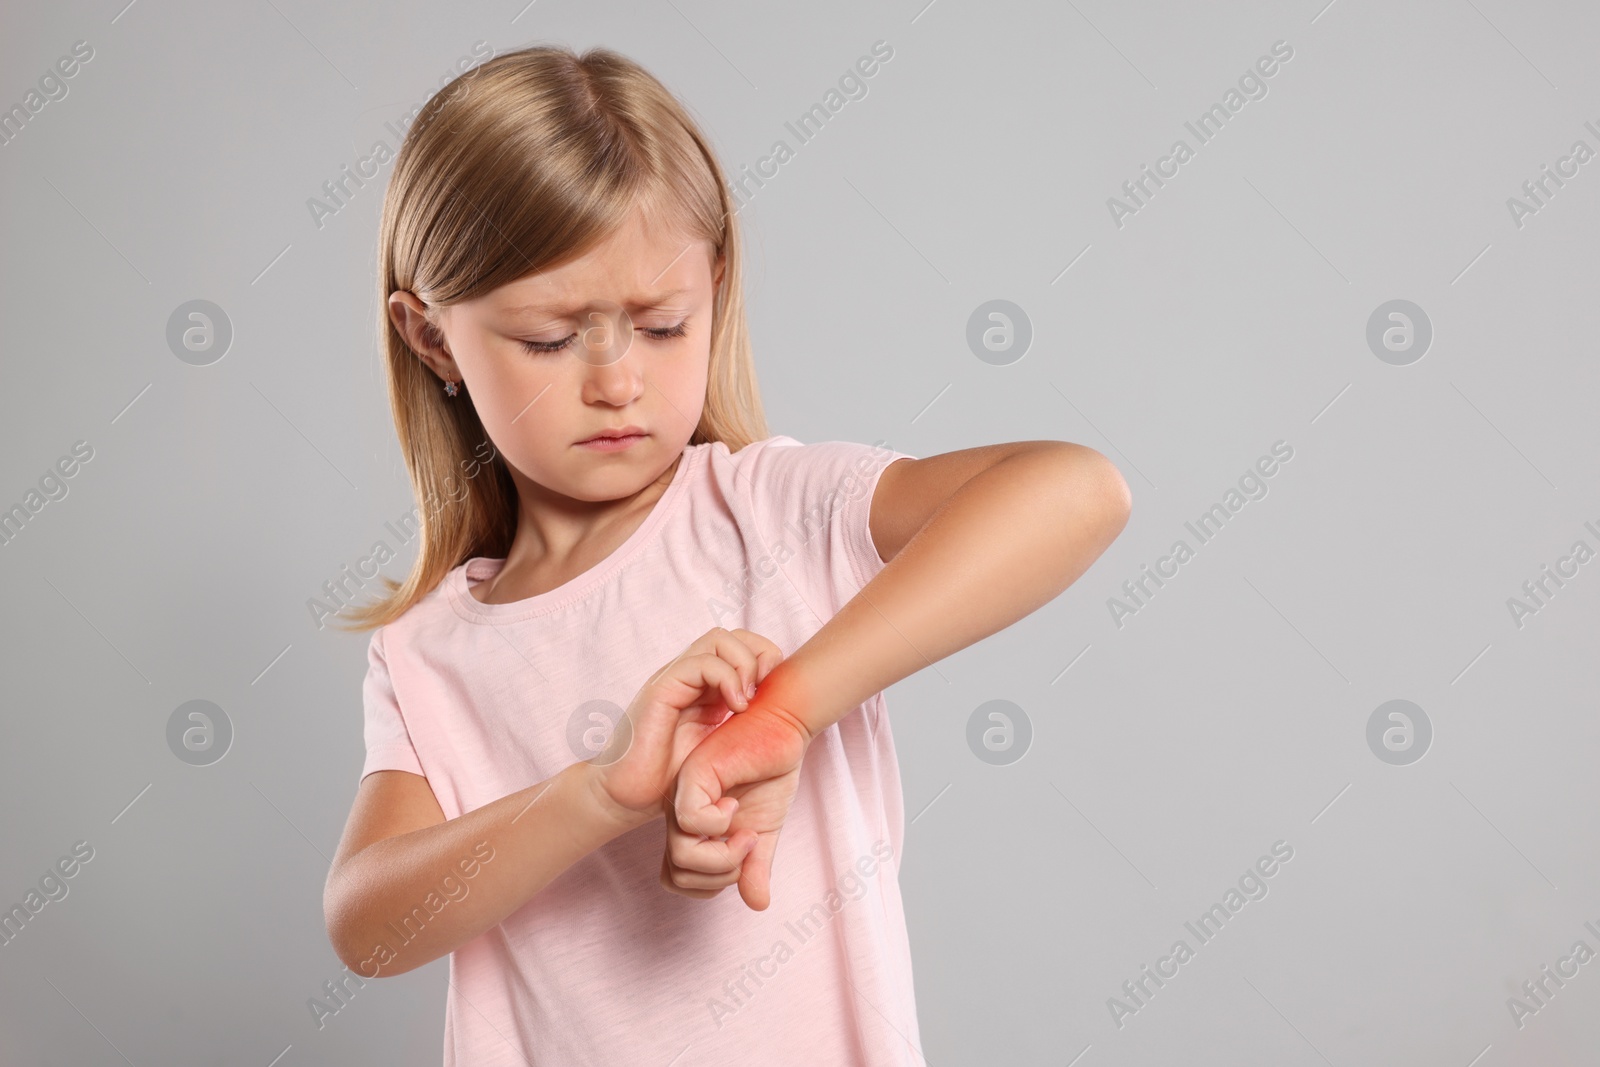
667, 663, 818, 911
665, 441, 1134, 910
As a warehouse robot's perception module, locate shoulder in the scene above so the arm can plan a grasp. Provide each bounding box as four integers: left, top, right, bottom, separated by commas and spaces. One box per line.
705, 432, 801, 472
362, 562, 473, 660
712, 434, 907, 497
713, 434, 916, 572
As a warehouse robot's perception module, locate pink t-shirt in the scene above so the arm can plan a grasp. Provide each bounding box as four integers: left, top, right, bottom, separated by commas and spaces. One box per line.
359, 434, 924, 1066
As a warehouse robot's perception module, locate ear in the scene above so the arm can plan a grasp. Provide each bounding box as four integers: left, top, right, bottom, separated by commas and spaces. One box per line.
388, 291, 460, 382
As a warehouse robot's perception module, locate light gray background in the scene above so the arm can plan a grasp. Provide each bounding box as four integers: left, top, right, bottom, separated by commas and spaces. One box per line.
2, 1, 1597, 1064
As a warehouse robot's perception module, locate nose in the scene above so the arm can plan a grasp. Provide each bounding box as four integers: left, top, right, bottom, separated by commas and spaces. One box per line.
579, 344, 644, 407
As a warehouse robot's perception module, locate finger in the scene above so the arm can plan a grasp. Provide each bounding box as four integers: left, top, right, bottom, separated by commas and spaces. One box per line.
681, 702, 732, 726
725, 629, 785, 687
685, 629, 761, 701
673, 769, 735, 837
671, 749, 736, 835
667, 824, 757, 876
646, 646, 744, 713
688, 628, 785, 703
674, 652, 750, 714
666, 831, 758, 891
660, 803, 750, 888
602, 653, 739, 782
738, 827, 782, 911
660, 875, 723, 899
659, 840, 724, 899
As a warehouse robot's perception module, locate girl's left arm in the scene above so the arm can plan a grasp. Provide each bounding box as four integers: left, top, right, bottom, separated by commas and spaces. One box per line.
763, 439, 1134, 740
664, 440, 1131, 910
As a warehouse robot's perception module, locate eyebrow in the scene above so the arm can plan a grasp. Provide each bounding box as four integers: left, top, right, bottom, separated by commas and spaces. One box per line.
499, 288, 693, 317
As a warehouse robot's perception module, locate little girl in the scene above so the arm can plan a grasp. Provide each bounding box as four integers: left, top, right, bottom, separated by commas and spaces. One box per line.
324, 44, 1132, 1066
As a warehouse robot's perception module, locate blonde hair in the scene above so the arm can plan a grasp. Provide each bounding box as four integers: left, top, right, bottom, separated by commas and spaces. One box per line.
336, 44, 768, 632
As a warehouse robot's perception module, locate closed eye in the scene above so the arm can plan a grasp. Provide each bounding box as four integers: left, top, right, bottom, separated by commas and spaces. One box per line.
519, 319, 689, 355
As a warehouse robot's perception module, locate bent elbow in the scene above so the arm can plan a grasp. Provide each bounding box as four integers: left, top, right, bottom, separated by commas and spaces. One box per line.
326, 921, 393, 979
324, 905, 423, 979
1059, 443, 1133, 534
324, 882, 380, 978
324, 912, 364, 975
1102, 456, 1133, 530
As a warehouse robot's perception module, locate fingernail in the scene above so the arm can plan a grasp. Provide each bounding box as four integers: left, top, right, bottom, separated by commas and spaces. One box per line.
745, 682, 757, 699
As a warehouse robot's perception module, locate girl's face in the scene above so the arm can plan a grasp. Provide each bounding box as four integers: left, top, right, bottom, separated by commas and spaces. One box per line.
391, 206, 723, 505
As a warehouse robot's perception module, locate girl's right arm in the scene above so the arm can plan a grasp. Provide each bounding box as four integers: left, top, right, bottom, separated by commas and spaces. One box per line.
323, 761, 646, 978
323, 627, 781, 977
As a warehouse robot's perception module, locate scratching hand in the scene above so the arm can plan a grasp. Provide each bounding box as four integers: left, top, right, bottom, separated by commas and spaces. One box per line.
589, 628, 782, 829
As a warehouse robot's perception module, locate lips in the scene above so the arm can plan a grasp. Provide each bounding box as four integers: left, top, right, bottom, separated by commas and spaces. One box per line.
577, 426, 647, 444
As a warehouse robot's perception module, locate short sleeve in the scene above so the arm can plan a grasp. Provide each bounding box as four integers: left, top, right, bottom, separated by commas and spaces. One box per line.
739, 435, 917, 613
360, 627, 425, 782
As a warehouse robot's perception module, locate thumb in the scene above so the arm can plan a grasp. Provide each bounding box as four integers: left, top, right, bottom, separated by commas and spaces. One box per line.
738, 829, 781, 911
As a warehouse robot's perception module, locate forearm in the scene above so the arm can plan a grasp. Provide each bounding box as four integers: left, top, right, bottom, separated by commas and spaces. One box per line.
767, 444, 1132, 738
326, 762, 644, 977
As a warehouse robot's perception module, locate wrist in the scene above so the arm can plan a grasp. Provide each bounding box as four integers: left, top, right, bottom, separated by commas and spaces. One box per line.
752, 658, 827, 745
576, 760, 657, 837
